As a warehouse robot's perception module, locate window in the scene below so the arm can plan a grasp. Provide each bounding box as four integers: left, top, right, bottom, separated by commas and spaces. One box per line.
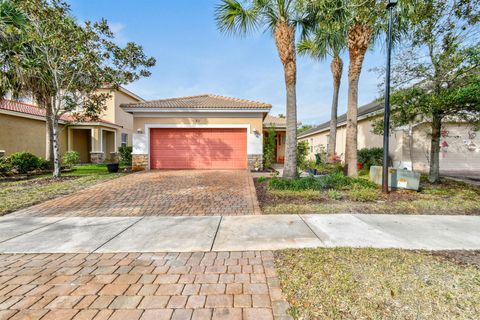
121, 133, 128, 147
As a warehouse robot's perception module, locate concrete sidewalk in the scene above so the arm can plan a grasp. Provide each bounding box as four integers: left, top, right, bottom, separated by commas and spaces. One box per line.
1, 214, 479, 253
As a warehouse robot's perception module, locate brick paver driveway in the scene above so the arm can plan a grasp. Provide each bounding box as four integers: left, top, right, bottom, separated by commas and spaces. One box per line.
13, 170, 261, 217
0, 251, 290, 320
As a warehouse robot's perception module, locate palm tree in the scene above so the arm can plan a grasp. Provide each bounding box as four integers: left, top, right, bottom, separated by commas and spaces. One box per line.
215, 0, 310, 178
337, 0, 412, 176
297, 9, 346, 163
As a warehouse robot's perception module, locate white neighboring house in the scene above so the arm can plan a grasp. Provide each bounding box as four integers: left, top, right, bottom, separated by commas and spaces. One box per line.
298, 101, 480, 174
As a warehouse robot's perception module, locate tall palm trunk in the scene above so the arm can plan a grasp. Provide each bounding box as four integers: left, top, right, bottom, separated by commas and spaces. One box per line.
345, 24, 372, 176
327, 55, 343, 163
275, 22, 297, 178
428, 113, 442, 183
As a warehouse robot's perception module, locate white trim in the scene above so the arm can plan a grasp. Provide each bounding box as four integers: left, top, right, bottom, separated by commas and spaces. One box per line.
90, 128, 96, 152
131, 112, 264, 118
73, 122, 122, 129
122, 107, 269, 113
143, 123, 262, 170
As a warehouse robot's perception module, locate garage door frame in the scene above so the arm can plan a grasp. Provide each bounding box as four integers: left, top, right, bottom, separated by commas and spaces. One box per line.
145, 123, 252, 170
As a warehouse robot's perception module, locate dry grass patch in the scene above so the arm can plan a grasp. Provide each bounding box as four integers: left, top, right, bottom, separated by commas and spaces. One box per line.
275, 248, 480, 319
0, 165, 126, 215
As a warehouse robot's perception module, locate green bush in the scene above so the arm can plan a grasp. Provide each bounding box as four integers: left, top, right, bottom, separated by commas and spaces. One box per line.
8, 152, 43, 174
0, 157, 12, 173
358, 147, 383, 169
118, 146, 133, 165
297, 140, 309, 171
263, 127, 276, 169
327, 189, 342, 200
268, 172, 377, 192
315, 162, 343, 175
62, 151, 80, 168
347, 184, 380, 202
257, 176, 266, 183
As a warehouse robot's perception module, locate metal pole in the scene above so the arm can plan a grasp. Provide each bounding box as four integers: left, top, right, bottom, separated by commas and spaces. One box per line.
382, 1, 396, 193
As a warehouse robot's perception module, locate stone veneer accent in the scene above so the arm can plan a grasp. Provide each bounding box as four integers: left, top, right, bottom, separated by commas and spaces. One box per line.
90, 152, 105, 164
132, 154, 148, 171
248, 154, 263, 171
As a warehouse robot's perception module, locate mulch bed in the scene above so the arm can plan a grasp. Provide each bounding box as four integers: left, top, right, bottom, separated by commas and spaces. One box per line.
0, 175, 78, 185
432, 250, 480, 269
254, 177, 417, 208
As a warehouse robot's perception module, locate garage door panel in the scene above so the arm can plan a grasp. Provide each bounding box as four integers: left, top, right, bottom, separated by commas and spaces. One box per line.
150, 128, 247, 169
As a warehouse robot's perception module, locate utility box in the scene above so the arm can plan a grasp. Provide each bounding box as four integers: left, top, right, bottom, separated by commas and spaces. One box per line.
369, 166, 420, 191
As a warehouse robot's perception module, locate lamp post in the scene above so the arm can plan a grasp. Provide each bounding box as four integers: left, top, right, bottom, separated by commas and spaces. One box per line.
382, 0, 397, 193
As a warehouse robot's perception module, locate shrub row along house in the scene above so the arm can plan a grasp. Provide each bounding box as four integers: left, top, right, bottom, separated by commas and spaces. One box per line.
298, 100, 480, 174
1, 89, 287, 170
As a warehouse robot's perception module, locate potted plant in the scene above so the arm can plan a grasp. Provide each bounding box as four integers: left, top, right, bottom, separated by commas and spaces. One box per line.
107, 162, 119, 173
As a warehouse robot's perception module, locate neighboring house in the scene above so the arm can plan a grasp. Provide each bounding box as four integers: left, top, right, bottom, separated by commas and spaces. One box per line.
298, 100, 480, 173
263, 115, 286, 164
0, 86, 143, 162
121, 94, 272, 171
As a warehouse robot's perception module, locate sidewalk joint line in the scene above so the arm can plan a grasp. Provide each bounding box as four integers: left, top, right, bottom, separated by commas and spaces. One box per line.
298, 214, 326, 245
210, 215, 223, 251
91, 217, 145, 253
0, 217, 69, 244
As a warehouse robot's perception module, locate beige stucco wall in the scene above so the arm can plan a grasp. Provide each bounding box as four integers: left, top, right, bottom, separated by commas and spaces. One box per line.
0, 113, 67, 159
406, 122, 480, 173
299, 117, 399, 162
299, 116, 480, 173
97, 89, 141, 148
70, 129, 91, 163
133, 116, 263, 135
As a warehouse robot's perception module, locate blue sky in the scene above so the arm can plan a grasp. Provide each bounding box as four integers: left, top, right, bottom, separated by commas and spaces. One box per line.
69, 0, 387, 125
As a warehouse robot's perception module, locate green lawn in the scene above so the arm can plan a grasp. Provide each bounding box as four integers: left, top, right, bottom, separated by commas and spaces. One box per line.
256, 176, 480, 215
275, 248, 480, 319
0, 164, 127, 216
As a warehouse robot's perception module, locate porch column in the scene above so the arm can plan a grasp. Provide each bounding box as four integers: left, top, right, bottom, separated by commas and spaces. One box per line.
90, 127, 105, 163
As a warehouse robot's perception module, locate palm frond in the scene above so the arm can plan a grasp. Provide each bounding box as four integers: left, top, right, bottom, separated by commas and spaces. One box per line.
215, 0, 260, 36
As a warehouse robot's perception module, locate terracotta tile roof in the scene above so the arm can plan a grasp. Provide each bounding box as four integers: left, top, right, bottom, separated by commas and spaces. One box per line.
298, 100, 384, 138
263, 115, 286, 128
0, 99, 119, 126
120, 94, 272, 110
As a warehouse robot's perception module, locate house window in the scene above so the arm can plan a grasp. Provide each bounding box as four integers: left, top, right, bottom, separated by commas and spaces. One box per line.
121, 133, 128, 147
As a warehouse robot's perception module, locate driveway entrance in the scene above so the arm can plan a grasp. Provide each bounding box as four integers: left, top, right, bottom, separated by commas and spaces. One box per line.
13, 170, 261, 217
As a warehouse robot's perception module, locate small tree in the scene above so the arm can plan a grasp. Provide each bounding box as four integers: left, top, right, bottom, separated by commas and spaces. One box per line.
374, 1, 480, 183
263, 126, 276, 169
2, 0, 155, 177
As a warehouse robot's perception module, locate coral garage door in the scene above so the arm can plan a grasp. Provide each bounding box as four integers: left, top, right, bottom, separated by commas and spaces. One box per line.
150, 128, 247, 169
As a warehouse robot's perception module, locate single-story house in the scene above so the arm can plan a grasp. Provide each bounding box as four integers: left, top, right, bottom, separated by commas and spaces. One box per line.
2, 89, 287, 171
298, 101, 480, 173
121, 94, 273, 171
0, 86, 143, 162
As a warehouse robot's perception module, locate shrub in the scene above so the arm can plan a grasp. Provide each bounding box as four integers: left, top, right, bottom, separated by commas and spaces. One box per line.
315, 162, 343, 175
257, 176, 266, 183
268, 172, 377, 192
118, 146, 133, 166
347, 185, 380, 202
0, 157, 12, 173
327, 189, 342, 200
62, 151, 80, 168
8, 152, 43, 174
297, 140, 309, 171
263, 126, 276, 169
358, 147, 383, 169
